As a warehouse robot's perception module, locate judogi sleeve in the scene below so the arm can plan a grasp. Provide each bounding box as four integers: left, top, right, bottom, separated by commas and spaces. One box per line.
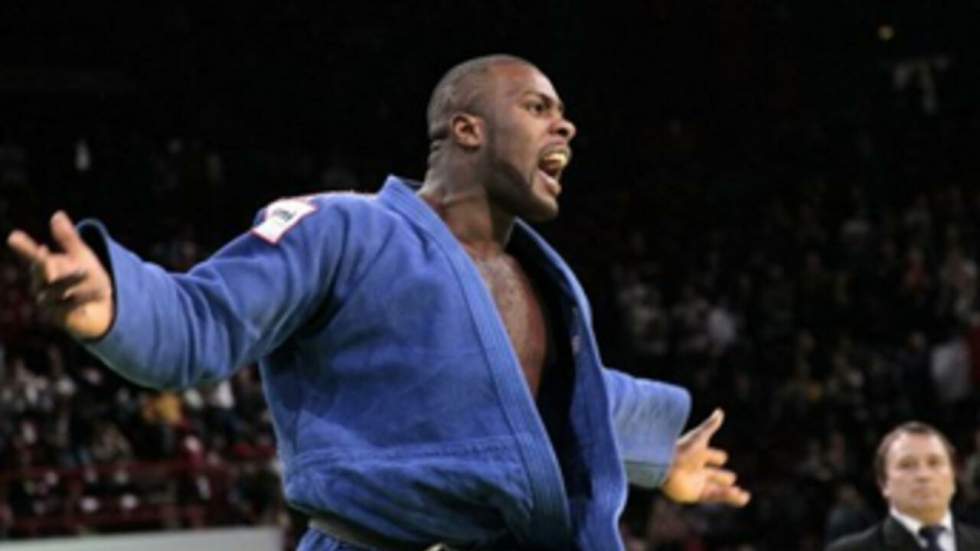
77, 197, 343, 390
564, 266, 692, 489
602, 368, 691, 488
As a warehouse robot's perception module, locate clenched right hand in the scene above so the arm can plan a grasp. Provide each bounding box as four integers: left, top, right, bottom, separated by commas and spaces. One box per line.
6, 211, 115, 340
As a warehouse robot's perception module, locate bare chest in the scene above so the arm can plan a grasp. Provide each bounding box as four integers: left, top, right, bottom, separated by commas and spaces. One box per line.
471, 255, 550, 397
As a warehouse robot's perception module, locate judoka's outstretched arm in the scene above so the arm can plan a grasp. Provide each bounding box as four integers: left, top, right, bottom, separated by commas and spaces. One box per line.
7, 199, 343, 390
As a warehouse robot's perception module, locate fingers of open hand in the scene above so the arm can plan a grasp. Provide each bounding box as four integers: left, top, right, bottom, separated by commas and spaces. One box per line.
9, 212, 89, 267
7, 216, 109, 335
704, 447, 728, 468
31, 249, 84, 290
27, 247, 101, 328
705, 467, 737, 487
34, 271, 90, 307
28, 245, 51, 294
701, 481, 752, 507
676, 445, 728, 472
7, 230, 42, 263
696, 408, 724, 440
699, 466, 751, 507
50, 211, 85, 254
681, 408, 725, 450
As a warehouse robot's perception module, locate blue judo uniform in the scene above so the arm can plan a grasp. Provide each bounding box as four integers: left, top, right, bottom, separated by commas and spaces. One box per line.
79, 176, 691, 550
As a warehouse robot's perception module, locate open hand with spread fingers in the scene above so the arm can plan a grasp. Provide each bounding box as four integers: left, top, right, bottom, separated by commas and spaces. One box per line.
6, 211, 115, 340
661, 408, 751, 507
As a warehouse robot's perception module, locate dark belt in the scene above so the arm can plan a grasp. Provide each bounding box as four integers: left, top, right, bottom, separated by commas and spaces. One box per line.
308, 512, 461, 551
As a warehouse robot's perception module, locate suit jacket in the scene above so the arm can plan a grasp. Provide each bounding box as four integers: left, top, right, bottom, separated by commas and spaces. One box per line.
826, 515, 980, 551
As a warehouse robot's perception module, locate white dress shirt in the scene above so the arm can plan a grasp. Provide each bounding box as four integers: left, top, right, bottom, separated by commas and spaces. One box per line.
890, 507, 955, 551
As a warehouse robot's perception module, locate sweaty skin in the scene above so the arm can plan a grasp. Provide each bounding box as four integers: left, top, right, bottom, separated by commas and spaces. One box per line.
471, 253, 550, 397
420, 62, 574, 397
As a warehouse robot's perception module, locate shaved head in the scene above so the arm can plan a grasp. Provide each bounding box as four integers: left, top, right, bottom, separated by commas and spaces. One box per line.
418, 53, 575, 223
426, 54, 536, 143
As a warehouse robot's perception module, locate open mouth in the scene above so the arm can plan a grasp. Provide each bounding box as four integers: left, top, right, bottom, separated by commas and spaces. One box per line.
537, 148, 571, 197
538, 149, 570, 180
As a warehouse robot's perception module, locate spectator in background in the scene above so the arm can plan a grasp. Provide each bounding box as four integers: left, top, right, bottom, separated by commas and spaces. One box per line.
89, 421, 133, 464
826, 421, 980, 551
930, 332, 973, 408
139, 391, 184, 458
706, 296, 738, 358
938, 245, 978, 325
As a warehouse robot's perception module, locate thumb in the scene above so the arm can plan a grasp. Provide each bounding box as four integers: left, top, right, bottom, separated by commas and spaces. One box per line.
689, 408, 725, 445
50, 211, 86, 255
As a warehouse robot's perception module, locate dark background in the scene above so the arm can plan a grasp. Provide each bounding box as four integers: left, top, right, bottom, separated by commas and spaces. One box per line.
4, 1, 980, 277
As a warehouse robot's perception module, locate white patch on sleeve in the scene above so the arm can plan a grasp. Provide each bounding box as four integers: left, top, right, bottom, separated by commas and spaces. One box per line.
251, 199, 317, 244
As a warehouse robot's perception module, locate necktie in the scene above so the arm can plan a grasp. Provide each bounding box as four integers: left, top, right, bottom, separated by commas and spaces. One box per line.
919, 524, 944, 551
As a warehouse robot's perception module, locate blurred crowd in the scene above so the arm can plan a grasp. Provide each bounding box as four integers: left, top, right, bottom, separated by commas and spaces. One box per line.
0, 301, 286, 538
0, 141, 290, 539
610, 181, 980, 549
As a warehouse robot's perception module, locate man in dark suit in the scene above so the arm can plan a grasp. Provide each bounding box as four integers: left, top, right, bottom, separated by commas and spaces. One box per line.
827, 421, 980, 550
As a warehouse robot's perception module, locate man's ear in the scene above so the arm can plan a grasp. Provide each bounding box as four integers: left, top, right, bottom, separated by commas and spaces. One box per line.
879, 479, 891, 501
450, 113, 483, 149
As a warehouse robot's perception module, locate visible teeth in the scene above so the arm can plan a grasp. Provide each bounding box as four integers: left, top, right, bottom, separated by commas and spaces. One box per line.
542, 152, 568, 169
